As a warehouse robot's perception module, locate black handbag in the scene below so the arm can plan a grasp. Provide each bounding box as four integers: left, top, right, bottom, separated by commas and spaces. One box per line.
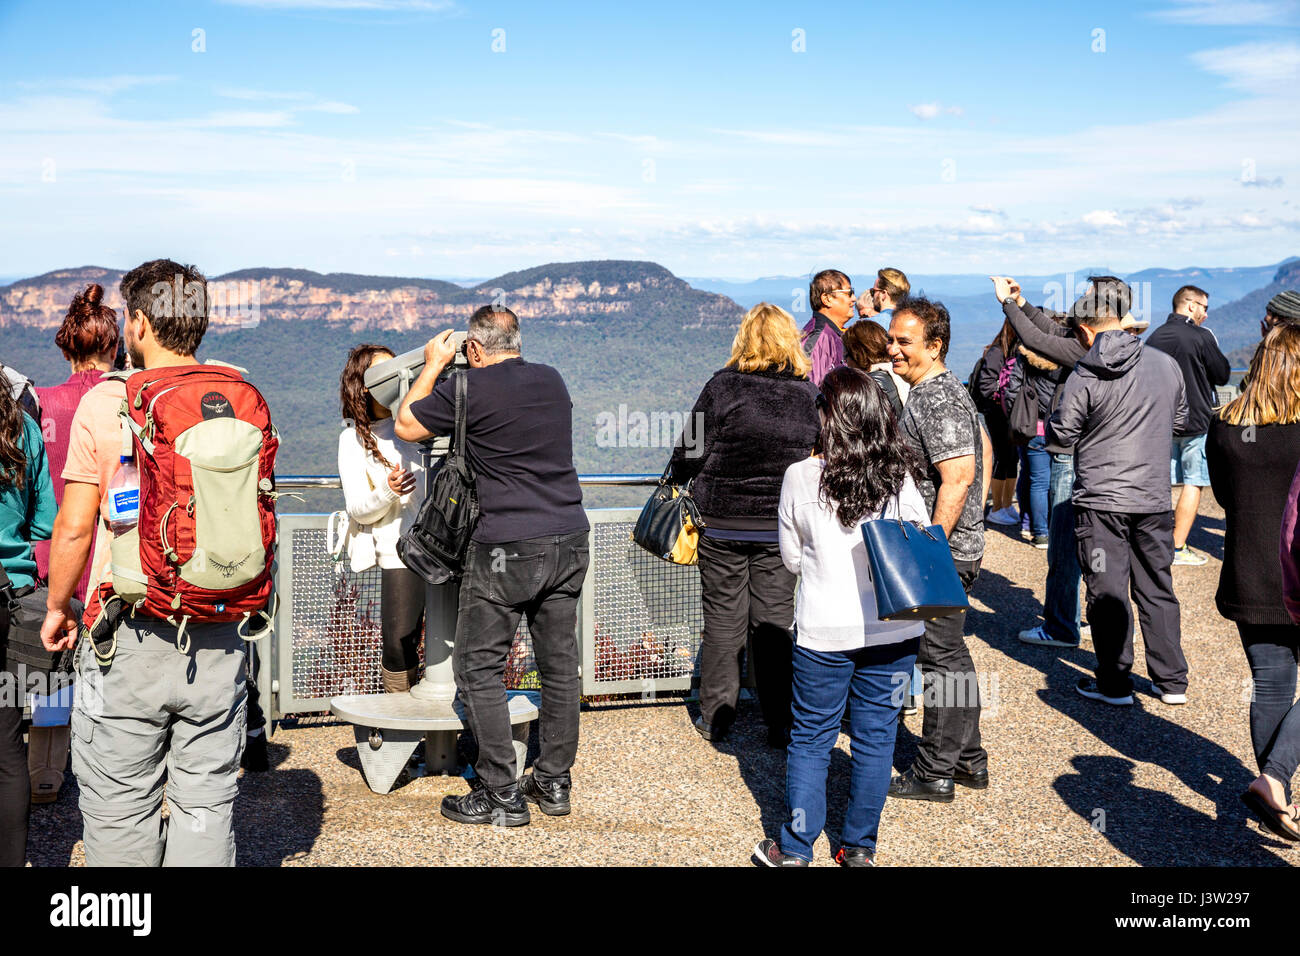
860, 500, 969, 621
0, 566, 79, 676
631, 462, 704, 565
397, 370, 480, 584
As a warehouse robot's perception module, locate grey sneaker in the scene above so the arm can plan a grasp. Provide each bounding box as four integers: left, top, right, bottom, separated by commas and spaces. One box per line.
1075, 677, 1133, 707
1172, 546, 1208, 566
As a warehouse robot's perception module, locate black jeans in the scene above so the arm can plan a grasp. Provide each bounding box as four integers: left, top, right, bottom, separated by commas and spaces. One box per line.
696, 535, 795, 733
1238, 622, 1300, 802
1, 605, 30, 866
453, 531, 589, 790
381, 566, 425, 672
1075, 508, 1187, 698
913, 558, 985, 781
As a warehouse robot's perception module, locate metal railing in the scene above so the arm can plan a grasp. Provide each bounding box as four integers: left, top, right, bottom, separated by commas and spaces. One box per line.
267, 473, 717, 719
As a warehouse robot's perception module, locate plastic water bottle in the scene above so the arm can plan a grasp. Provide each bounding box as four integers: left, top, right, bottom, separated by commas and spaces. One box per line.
106, 456, 141, 535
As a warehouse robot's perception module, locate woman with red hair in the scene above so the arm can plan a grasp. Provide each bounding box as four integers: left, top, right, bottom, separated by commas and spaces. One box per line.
29, 282, 118, 806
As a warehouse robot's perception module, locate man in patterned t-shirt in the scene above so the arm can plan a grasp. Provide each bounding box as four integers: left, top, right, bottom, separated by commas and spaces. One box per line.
887, 296, 990, 803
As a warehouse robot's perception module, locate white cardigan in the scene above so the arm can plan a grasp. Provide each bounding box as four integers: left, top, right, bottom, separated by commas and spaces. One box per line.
778, 457, 928, 651
332, 417, 425, 571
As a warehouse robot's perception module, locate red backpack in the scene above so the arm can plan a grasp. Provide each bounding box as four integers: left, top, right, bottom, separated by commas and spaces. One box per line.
87, 363, 279, 655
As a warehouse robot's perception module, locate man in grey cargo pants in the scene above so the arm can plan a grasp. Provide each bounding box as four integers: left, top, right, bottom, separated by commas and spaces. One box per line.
71, 618, 248, 866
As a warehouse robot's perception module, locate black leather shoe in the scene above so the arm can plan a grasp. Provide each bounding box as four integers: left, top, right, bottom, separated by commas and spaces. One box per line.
888, 769, 955, 802
519, 772, 571, 816
441, 782, 531, 826
953, 767, 989, 790
835, 846, 875, 867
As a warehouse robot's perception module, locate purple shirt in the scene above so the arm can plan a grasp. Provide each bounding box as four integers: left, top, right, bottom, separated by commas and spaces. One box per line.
800, 313, 845, 388
34, 369, 104, 600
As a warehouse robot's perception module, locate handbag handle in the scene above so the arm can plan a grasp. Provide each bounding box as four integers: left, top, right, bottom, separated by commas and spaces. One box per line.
888, 488, 939, 541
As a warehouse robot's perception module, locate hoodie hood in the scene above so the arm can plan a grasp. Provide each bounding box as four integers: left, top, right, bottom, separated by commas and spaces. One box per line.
1016, 343, 1060, 372
1078, 329, 1142, 380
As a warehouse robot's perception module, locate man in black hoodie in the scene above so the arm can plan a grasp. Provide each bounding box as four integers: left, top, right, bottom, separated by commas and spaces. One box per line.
1046, 277, 1190, 707
1145, 285, 1230, 566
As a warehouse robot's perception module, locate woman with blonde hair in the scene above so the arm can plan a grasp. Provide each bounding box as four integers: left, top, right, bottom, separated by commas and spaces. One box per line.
1207, 324, 1300, 841
668, 303, 820, 745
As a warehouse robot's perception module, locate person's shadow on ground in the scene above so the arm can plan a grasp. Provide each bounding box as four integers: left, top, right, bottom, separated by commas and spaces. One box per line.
967, 567, 1273, 864
235, 734, 324, 866
1054, 754, 1290, 865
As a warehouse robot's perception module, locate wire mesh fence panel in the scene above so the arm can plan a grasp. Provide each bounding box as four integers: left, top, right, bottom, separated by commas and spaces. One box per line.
289, 527, 385, 701
280, 523, 537, 712
587, 520, 703, 690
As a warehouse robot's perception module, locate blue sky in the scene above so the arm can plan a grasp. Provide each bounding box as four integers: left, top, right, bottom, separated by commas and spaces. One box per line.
0, 0, 1297, 279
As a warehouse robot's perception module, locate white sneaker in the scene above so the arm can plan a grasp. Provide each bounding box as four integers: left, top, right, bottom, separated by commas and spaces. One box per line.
1159, 692, 1188, 705
1080, 623, 1092, 640
986, 506, 1020, 526
1075, 677, 1133, 706
1172, 547, 1208, 566
1018, 625, 1079, 648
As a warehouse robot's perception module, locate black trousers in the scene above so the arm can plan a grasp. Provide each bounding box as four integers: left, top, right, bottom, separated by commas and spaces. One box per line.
1238, 622, 1300, 802
912, 558, 986, 780
1, 605, 30, 867
1075, 507, 1187, 698
380, 566, 425, 673
453, 532, 589, 790
696, 535, 795, 733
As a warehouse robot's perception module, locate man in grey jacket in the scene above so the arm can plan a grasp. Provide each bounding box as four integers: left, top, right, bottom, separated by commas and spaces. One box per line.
1047, 277, 1190, 707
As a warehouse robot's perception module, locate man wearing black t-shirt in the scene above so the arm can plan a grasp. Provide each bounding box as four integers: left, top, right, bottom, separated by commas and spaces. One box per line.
396, 306, 589, 827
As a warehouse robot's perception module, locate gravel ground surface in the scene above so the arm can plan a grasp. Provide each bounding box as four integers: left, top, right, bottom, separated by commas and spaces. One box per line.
25, 495, 1299, 866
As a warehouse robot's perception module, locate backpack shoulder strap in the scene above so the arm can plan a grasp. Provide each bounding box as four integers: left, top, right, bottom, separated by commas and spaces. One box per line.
453, 369, 467, 462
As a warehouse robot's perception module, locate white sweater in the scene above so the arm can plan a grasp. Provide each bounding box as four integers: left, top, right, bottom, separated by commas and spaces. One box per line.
335, 417, 425, 571
778, 457, 929, 651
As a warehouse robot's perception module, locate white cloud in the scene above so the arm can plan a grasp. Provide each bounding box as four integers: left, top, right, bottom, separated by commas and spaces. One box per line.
1153, 0, 1298, 25
1190, 41, 1300, 95
1083, 210, 1125, 228
21, 75, 175, 96
215, 88, 359, 114
909, 102, 963, 120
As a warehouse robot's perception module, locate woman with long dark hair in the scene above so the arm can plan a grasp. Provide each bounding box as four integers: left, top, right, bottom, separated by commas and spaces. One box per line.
0, 383, 57, 865
976, 318, 1020, 524
755, 366, 928, 867
335, 344, 426, 692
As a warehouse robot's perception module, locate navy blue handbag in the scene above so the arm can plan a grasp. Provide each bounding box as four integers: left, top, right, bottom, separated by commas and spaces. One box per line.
860, 507, 969, 621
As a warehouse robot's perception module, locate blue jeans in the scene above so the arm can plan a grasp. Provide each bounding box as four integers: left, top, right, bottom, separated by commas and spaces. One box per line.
1018, 436, 1050, 537
781, 637, 919, 860
1044, 452, 1083, 643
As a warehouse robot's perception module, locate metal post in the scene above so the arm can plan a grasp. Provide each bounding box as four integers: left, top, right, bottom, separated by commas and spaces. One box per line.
410, 442, 458, 704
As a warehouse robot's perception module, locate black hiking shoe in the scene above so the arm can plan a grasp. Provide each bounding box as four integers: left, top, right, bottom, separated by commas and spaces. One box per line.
519, 772, 571, 816
835, 846, 876, 867
753, 838, 809, 867
441, 782, 531, 827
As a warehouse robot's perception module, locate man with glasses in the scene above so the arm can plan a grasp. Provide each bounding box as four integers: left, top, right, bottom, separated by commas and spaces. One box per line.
801, 269, 853, 387
1146, 285, 1229, 566
850, 267, 911, 328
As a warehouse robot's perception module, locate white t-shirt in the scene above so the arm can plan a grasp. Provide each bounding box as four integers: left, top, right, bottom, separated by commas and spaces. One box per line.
336, 417, 425, 570
778, 457, 928, 652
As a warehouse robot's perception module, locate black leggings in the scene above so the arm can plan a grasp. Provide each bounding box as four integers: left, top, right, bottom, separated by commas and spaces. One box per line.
381, 566, 426, 672
1, 607, 30, 866
1238, 622, 1300, 802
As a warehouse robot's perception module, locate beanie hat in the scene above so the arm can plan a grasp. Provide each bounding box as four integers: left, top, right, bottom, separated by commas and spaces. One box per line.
1266, 290, 1300, 323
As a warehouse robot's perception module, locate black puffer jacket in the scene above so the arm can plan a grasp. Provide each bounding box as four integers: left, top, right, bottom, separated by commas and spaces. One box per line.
668, 366, 819, 530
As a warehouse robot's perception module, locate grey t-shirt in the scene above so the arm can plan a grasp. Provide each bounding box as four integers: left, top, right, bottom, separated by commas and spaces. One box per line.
899, 369, 986, 562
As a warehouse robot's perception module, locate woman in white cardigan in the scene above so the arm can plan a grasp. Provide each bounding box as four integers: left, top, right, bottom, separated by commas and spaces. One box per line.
755, 366, 929, 868
335, 345, 426, 693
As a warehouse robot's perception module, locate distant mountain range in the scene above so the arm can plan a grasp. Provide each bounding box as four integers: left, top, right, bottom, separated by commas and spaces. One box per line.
0, 260, 742, 334
3, 257, 1295, 485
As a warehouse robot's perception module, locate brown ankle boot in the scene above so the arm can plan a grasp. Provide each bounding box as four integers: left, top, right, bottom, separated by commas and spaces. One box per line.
381, 666, 412, 693
29, 724, 71, 804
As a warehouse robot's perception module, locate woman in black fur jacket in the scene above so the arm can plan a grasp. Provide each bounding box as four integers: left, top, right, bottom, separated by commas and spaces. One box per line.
669, 303, 820, 745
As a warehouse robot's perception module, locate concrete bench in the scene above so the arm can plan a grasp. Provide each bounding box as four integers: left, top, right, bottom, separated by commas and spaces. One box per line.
329, 691, 538, 795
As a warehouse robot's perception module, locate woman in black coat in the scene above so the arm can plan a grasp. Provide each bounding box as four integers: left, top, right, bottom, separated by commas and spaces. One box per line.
1207, 324, 1300, 841
669, 303, 820, 745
